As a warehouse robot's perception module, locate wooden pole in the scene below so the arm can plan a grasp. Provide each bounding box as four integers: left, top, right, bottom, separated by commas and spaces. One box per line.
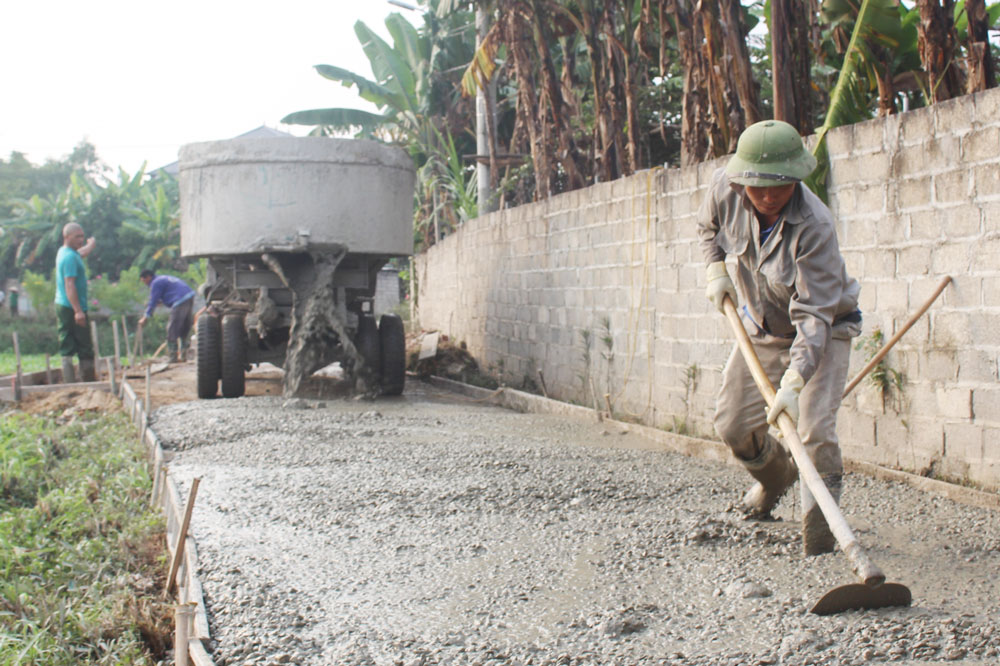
12, 332, 22, 381
90, 319, 100, 363
137, 322, 144, 357
174, 602, 196, 666
145, 364, 152, 414
45, 354, 53, 385
122, 316, 134, 368
106, 358, 117, 396
843, 275, 952, 398
112, 320, 121, 371
167, 478, 201, 595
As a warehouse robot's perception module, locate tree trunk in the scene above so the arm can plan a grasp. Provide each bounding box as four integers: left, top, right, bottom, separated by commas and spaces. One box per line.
504, 5, 551, 200
719, 0, 762, 130
965, 0, 997, 93
580, 6, 617, 182
528, 0, 587, 191
771, 0, 814, 133
670, 0, 713, 166
915, 0, 965, 102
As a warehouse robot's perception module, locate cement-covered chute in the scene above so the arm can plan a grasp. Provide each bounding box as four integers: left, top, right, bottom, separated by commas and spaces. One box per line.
178, 137, 415, 398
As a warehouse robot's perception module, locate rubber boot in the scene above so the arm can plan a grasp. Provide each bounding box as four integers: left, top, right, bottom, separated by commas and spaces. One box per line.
167, 340, 179, 363
61, 356, 76, 384
740, 434, 798, 519
79, 358, 97, 383
802, 474, 842, 556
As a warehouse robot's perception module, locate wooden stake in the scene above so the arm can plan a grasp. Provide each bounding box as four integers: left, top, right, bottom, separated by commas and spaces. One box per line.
45, 354, 52, 385
167, 478, 201, 595
106, 358, 116, 396
90, 320, 100, 365
112, 320, 121, 371
122, 316, 134, 368
12, 332, 22, 382
145, 365, 152, 414
174, 602, 196, 666
536, 369, 548, 398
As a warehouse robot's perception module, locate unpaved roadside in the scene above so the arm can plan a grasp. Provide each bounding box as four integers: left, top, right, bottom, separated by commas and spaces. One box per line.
145, 370, 1000, 666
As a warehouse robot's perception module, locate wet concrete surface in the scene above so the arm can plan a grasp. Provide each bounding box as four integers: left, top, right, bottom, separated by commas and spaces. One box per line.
151, 381, 1000, 665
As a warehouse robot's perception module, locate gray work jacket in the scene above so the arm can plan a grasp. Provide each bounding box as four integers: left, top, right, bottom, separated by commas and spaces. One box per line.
697, 168, 860, 383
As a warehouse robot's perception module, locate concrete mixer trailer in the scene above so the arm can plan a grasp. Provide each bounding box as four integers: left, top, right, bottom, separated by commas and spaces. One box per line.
178, 137, 415, 398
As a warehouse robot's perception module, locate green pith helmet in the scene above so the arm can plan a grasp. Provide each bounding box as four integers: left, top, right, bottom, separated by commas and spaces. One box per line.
725, 120, 817, 187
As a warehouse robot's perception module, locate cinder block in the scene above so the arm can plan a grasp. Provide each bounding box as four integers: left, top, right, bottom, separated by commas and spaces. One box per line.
899, 106, 934, 146
908, 418, 944, 459
841, 217, 878, 248
876, 281, 909, 314
930, 242, 970, 275
962, 126, 1000, 163
908, 211, 945, 242
933, 274, 978, 309
933, 170, 971, 205
935, 96, 975, 133
973, 387, 1000, 424
973, 162, 1000, 196
921, 349, 959, 382
935, 387, 973, 419
875, 214, 909, 245
896, 176, 933, 208
853, 118, 886, 152
894, 143, 933, 177
826, 123, 855, 155
944, 422, 983, 462
896, 246, 932, 276
968, 311, 1000, 347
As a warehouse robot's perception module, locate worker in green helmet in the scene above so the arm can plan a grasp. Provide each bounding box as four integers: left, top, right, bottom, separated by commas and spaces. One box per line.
697, 119, 862, 557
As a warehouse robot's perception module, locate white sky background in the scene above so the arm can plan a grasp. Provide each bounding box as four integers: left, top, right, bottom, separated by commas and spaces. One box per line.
0, 0, 417, 174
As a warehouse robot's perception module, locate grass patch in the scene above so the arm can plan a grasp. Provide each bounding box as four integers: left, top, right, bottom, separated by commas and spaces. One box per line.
0, 409, 171, 664
0, 352, 50, 376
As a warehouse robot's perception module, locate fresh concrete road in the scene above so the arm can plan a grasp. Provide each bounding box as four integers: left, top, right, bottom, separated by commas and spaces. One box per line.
151, 380, 999, 666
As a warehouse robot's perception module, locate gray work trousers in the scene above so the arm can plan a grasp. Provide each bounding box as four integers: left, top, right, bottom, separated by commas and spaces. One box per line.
714, 317, 854, 477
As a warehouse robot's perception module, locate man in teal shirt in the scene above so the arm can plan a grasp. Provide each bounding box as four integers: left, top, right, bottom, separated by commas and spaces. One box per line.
55, 222, 97, 382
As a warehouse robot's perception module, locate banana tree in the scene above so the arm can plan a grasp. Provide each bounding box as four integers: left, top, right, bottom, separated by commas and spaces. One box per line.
121, 182, 181, 269
283, 11, 477, 249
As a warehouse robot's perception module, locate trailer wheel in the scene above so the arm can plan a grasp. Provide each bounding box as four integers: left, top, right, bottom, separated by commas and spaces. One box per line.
196, 313, 221, 399
221, 314, 247, 398
355, 313, 381, 378
378, 313, 406, 396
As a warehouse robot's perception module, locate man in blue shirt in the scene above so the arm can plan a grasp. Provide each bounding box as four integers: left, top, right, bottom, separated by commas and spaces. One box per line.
55, 222, 97, 382
139, 270, 195, 362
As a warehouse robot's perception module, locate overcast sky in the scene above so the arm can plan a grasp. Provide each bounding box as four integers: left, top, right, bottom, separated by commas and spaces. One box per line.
0, 0, 417, 174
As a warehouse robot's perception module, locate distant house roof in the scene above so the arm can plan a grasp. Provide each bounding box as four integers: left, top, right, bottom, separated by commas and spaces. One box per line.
151, 125, 296, 178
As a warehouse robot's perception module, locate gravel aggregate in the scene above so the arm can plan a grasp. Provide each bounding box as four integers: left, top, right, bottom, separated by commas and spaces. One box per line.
152, 382, 1000, 665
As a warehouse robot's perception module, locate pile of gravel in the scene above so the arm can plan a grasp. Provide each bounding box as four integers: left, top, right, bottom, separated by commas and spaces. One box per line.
152, 384, 1000, 665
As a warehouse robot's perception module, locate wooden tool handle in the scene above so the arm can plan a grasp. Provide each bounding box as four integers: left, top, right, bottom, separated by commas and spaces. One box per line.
843, 275, 951, 398
722, 296, 885, 587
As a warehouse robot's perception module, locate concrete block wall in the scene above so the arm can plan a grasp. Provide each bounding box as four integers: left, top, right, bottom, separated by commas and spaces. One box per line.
416, 87, 1000, 491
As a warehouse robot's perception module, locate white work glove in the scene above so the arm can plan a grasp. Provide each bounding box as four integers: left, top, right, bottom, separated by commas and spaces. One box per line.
767, 368, 804, 426
705, 261, 737, 313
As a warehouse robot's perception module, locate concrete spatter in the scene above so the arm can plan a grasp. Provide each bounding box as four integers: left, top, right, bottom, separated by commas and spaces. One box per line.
279, 248, 377, 398
153, 387, 1000, 666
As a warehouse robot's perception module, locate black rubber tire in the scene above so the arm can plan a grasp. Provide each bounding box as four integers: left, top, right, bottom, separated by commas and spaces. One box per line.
378, 313, 406, 396
355, 313, 381, 378
221, 314, 247, 398
195, 313, 221, 399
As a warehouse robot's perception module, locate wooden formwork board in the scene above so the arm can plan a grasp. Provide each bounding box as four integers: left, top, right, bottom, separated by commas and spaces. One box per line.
119, 378, 216, 665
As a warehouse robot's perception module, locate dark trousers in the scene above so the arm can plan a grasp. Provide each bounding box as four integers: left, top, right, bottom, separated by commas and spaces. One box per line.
167, 298, 195, 347
57, 306, 95, 359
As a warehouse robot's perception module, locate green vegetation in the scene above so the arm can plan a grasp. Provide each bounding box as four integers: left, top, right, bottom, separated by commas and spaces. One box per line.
0, 410, 170, 663
855, 327, 904, 409
0, 352, 50, 376
1, 143, 186, 288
